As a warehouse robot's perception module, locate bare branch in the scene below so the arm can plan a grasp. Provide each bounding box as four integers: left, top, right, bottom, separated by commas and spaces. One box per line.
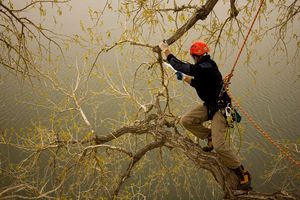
88, 40, 154, 79
152, 4, 197, 12
113, 140, 165, 198
82, 144, 133, 157
10, 0, 70, 12
95, 117, 157, 144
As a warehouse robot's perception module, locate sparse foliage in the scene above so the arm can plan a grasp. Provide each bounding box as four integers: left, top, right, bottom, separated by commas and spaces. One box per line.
1, 0, 300, 199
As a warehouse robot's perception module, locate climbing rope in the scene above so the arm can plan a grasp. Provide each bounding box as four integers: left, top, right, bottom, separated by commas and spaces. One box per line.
228, 91, 300, 169
224, 0, 265, 86
223, 0, 300, 169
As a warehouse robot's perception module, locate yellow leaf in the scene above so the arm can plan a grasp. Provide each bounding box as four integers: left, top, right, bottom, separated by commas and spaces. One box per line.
106, 31, 111, 38
167, 15, 174, 22
80, 20, 85, 32
179, 13, 186, 23
57, 8, 62, 16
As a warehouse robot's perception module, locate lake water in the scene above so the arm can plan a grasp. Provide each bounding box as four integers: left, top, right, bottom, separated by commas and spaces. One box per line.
1, 0, 300, 199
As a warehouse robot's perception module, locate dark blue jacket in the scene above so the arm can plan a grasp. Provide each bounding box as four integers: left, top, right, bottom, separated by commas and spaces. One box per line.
167, 54, 230, 115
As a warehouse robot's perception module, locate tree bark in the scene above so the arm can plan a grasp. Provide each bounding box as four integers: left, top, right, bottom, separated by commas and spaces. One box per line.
161, 129, 300, 199
152, 0, 219, 53
127, 114, 300, 199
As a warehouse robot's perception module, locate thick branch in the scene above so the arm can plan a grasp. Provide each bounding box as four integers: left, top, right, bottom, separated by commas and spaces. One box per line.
95, 126, 147, 144
95, 114, 158, 144
160, 128, 236, 198
231, 190, 300, 200
153, 0, 219, 53
230, 0, 239, 17
158, 125, 299, 199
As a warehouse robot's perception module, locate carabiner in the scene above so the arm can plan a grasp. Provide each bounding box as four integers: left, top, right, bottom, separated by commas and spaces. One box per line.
225, 103, 232, 117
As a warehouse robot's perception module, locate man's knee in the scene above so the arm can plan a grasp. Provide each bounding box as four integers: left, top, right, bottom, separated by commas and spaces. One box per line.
180, 115, 191, 129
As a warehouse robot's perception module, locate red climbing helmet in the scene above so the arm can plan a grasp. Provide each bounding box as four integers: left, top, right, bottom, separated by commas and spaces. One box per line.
190, 41, 209, 56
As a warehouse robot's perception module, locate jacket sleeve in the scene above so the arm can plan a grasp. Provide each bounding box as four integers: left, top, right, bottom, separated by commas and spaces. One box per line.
166, 54, 193, 76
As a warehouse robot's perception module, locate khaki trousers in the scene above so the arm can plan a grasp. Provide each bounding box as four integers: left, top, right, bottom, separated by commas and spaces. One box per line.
180, 104, 241, 169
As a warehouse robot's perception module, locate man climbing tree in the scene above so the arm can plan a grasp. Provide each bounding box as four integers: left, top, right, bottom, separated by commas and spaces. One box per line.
159, 41, 251, 190
1, 0, 300, 199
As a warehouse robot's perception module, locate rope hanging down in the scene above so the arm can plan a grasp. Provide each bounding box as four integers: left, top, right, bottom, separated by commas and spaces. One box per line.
228, 91, 300, 169
223, 0, 300, 169
224, 0, 265, 86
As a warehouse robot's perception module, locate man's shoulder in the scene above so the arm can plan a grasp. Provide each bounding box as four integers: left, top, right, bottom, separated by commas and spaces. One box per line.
198, 62, 213, 69
198, 56, 218, 69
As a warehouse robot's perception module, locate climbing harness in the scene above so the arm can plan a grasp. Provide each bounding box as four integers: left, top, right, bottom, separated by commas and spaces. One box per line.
225, 104, 241, 128
225, 104, 234, 127
219, 0, 300, 169
219, 102, 241, 128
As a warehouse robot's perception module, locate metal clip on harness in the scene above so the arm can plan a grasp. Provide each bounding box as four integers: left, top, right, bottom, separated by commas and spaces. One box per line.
225, 103, 234, 128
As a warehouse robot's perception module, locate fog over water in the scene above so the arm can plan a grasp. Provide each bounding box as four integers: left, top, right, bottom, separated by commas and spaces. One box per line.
0, 0, 299, 198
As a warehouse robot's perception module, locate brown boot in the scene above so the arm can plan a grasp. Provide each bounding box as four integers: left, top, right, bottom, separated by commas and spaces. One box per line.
202, 134, 214, 152
233, 165, 252, 190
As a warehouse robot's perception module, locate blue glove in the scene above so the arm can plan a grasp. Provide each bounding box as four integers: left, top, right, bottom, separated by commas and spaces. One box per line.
176, 71, 183, 80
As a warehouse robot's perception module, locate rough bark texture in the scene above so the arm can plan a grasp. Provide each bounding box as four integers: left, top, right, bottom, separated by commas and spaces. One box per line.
93, 111, 299, 199
152, 0, 219, 53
